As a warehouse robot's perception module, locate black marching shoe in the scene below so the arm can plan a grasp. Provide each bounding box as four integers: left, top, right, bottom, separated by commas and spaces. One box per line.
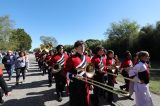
57, 96, 62, 102
108, 102, 115, 106
57, 93, 62, 102
16, 82, 19, 86
48, 83, 52, 87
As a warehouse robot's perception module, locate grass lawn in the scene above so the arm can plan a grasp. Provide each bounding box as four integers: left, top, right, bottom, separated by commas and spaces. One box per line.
150, 80, 160, 95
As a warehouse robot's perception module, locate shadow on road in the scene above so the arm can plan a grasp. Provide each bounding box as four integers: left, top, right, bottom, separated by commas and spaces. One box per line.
3, 79, 69, 106
3, 89, 55, 106
9, 79, 49, 90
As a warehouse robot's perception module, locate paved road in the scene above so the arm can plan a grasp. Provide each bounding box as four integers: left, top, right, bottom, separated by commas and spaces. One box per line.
2, 54, 160, 106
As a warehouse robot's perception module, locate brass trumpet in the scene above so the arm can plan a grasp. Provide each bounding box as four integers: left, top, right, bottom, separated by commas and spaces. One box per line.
85, 63, 95, 78
76, 63, 95, 78
51, 63, 62, 73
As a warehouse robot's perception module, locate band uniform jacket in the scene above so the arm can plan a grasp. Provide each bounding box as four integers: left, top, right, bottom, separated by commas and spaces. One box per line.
91, 55, 106, 78
44, 55, 52, 67
49, 53, 68, 75
65, 53, 91, 106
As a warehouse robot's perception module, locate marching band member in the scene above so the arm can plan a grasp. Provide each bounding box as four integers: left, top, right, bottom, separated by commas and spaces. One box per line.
91, 46, 106, 106
120, 51, 133, 92
41, 50, 49, 75
84, 49, 93, 60
113, 55, 121, 84
66, 40, 92, 106
49, 45, 68, 102
106, 50, 116, 105
37, 50, 47, 73
129, 51, 153, 106
45, 50, 54, 87
88, 49, 93, 59
35, 49, 40, 62
41, 52, 49, 75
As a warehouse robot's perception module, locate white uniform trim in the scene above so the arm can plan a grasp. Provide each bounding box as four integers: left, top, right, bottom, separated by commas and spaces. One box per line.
76, 55, 86, 68
57, 54, 64, 63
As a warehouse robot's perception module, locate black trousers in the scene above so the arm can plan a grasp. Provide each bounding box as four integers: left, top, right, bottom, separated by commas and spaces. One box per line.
107, 74, 114, 103
38, 60, 43, 71
69, 78, 89, 106
48, 69, 54, 84
93, 75, 105, 106
121, 70, 129, 91
42, 64, 47, 75
0, 90, 2, 101
16, 67, 26, 83
0, 76, 8, 100
54, 71, 66, 94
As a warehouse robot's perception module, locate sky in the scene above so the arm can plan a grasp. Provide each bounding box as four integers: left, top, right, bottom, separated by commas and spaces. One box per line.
0, 0, 160, 50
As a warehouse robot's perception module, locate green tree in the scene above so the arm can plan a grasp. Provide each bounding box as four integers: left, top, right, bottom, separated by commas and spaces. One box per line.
0, 16, 14, 50
11, 28, 32, 51
138, 25, 154, 50
105, 19, 139, 53
85, 39, 102, 52
101, 40, 108, 49
64, 45, 73, 53
137, 23, 160, 60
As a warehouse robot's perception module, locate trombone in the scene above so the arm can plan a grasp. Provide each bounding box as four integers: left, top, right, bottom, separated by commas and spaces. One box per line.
74, 77, 129, 97
74, 63, 130, 97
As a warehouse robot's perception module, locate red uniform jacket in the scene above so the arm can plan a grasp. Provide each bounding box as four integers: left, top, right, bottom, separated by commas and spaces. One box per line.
120, 59, 133, 69
65, 53, 91, 106
120, 59, 133, 79
106, 57, 117, 75
91, 55, 106, 75
65, 53, 91, 75
106, 58, 115, 68
49, 53, 68, 71
38, 53, 44, 59
35, 51, 40, 58
44, 55, 52, 65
